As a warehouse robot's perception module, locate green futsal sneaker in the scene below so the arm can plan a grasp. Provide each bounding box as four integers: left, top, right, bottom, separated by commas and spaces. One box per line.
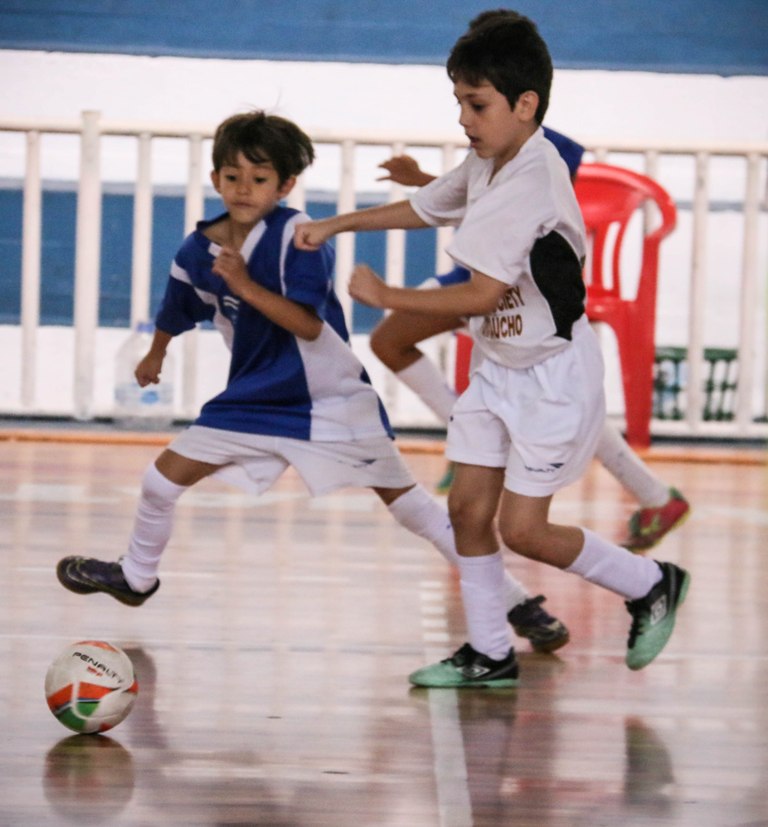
57, 556, 159, 607
625, 562, 690, 670
408, 643, 520, 688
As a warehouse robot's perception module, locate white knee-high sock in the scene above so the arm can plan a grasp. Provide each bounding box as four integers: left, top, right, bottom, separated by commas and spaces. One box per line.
396, 355, 457, 424
121, 463, 187, 592
386, 485, 530, 610
458, 551, 512, 660
595, 423, 669, 507
565, 528, 663, 600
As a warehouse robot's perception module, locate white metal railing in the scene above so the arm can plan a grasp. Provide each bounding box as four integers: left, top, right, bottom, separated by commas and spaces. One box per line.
1, 111, 767, 440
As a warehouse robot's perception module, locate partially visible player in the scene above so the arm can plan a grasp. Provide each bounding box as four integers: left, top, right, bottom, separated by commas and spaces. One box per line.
372, 142, 689, 552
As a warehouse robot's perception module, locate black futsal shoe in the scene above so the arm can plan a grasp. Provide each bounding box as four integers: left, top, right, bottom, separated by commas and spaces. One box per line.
57, 556, 159, 607
507, 594, 570, 653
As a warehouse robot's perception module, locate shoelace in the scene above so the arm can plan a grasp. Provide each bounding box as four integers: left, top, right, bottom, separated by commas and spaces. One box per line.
443, 643, 475, 665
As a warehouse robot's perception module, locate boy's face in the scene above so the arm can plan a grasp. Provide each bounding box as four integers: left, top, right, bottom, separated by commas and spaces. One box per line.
453, 79, 538, 171
211, 151, 294, 226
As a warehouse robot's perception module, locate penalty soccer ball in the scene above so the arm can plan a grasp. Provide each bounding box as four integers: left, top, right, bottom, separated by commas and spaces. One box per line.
45, 641, 138, 734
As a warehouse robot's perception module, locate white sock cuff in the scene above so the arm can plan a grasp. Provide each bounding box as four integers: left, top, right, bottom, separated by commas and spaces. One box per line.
386, 482, 431, 519
566, 527, 662, 600
142, 462, 187, 503
458, 549, 504, 573
396, 356, 457, 423
387, 484, 458, 562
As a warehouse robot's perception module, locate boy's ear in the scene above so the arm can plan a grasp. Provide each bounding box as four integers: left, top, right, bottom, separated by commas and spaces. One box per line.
210, 170, 221, 192
278, 175, 297, 199
516, 90, 539, 122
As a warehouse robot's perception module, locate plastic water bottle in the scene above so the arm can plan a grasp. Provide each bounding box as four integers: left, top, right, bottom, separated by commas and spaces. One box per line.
113, 322, 175, 430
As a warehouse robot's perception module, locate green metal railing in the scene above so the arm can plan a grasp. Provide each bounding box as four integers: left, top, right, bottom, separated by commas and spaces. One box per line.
654, 346, 741, 422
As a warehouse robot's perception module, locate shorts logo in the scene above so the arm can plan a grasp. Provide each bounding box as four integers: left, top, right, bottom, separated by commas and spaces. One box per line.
340, 458, 378, 469
524, 463, 564, 473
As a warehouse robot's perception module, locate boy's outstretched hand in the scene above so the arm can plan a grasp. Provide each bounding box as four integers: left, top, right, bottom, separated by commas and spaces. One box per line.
348, 264, 388, 309
377, 155, 436, 188
294, 218, 335, 251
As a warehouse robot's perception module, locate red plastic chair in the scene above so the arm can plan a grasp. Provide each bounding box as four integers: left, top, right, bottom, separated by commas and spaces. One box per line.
575, 163, 677, 447
454, 330, 473, 395
452, 163, 676, 447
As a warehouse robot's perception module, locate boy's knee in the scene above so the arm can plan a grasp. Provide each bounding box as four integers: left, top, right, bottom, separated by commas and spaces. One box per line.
499, 524, 546, 560
141, 463, 185, 507
448, 493, 494, 533
369, 325, 401, 366
373, 484, 415, 506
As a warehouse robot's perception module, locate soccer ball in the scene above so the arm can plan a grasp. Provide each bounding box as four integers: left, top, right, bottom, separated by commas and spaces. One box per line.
45, 641, 138, 734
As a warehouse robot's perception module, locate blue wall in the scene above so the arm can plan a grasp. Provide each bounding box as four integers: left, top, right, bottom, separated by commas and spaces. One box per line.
0, 0, 766, 75
0, 186, 435, 333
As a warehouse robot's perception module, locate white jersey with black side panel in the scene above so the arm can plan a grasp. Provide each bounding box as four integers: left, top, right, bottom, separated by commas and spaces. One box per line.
410, 127, 587, 370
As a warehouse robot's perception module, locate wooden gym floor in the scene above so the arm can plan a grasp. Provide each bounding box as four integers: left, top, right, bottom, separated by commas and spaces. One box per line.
1, 430, 767, 827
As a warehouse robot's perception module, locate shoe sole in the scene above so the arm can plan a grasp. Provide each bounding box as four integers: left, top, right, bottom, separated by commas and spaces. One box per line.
623, 506, 691, 552
626, 569, 691, 670
528, 630, 570, 654
409, 675, 520, 689
408, 661, 520, 688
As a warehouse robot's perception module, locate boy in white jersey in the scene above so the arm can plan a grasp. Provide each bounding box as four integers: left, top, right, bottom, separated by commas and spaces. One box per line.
56, 110, 569, 655
294, 12, 690, 685
372, 149, 690, 549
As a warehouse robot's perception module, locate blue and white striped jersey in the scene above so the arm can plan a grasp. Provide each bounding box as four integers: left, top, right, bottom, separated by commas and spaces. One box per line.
155, 206, 393, 441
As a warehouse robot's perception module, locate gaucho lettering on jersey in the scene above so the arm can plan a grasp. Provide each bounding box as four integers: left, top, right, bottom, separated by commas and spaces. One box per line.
494, 284, 525, 312
482, 285, 525, 339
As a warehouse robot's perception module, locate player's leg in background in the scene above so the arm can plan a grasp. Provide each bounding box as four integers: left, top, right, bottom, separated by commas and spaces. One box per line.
370, 308, 463, 423
594, 423, 690, 551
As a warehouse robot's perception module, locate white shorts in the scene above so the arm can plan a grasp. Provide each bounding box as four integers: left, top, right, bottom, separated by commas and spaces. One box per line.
168, 426, 415, 497
445, 325, 606, 497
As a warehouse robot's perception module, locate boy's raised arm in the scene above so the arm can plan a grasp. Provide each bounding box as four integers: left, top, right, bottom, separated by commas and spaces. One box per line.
294, 200, 428, 251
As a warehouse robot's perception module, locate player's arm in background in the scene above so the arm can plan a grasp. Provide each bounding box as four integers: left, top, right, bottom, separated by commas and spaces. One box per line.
377, 155, 436, 187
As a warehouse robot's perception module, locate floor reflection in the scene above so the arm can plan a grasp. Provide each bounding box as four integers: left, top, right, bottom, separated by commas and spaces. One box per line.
624, 716, 674, 813
43, 734, 135, 824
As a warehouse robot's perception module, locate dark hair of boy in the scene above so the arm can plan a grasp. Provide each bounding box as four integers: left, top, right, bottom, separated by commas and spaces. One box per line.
211, 110, 315, 183
446, 10, 553, 124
